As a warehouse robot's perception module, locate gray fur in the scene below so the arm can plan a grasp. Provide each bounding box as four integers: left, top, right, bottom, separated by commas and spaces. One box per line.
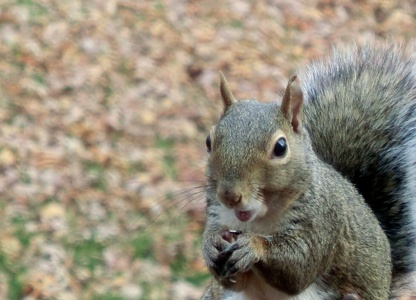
300, 43, 416, 294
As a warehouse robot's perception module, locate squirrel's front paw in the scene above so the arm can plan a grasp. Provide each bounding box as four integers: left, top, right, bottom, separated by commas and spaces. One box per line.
202, 230, 234, 277
219, 233, 267, 278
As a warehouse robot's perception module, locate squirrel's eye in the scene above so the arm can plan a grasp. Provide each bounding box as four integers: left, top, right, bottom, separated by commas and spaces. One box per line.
206, 135, 211, 153
273, 137, 287, 157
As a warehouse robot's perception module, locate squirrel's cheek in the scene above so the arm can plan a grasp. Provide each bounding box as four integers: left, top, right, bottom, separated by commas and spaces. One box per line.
256, 202, 268, 218
243, 198, 268, 220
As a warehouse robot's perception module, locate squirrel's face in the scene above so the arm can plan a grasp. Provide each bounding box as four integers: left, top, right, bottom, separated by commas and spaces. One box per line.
206, 100, 310, 224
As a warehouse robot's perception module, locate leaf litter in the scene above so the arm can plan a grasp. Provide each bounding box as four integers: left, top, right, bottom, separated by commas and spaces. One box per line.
0, 0, 414, 299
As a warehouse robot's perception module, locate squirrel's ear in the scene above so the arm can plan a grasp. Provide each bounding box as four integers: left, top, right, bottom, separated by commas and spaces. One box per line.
219, 72, 237, 111
280, 75, 303, 133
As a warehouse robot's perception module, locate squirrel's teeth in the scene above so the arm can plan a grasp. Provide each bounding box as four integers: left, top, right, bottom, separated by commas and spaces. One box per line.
235, 210, 252, 222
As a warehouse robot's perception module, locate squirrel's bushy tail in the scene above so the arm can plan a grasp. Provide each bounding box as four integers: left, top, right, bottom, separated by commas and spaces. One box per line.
300, 42, 416, 296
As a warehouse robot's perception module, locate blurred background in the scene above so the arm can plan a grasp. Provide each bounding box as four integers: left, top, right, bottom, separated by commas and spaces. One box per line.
0, 0, 415, 299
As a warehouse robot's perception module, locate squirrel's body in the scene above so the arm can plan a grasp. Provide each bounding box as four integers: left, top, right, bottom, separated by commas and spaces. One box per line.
201, 73, 392, 299
300, 45, 416, 292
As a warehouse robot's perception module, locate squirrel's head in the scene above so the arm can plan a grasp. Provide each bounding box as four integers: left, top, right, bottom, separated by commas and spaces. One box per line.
206, 73, 311, 224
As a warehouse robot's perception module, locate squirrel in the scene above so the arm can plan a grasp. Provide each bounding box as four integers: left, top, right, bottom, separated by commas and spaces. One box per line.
201, 72, 392, 299
201, 43, 416, 299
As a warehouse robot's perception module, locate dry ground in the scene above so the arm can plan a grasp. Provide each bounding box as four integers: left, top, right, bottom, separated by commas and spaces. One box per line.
0, 0, 415, 299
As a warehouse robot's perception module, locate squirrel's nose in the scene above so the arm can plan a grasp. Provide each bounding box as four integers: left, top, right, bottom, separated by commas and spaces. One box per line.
217, 189, 242, 207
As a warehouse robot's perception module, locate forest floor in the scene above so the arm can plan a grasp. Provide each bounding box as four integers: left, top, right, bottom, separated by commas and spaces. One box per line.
0, 0, 415, 299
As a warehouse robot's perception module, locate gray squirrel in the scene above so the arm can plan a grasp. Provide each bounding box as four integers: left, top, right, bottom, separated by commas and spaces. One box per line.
201, 43, 416, 299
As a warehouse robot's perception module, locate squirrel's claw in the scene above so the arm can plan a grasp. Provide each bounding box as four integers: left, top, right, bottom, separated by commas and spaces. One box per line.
219, 235, 260, 278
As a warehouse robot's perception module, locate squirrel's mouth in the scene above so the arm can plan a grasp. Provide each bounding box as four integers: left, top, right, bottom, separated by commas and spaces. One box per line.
234, 210, 253, 222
